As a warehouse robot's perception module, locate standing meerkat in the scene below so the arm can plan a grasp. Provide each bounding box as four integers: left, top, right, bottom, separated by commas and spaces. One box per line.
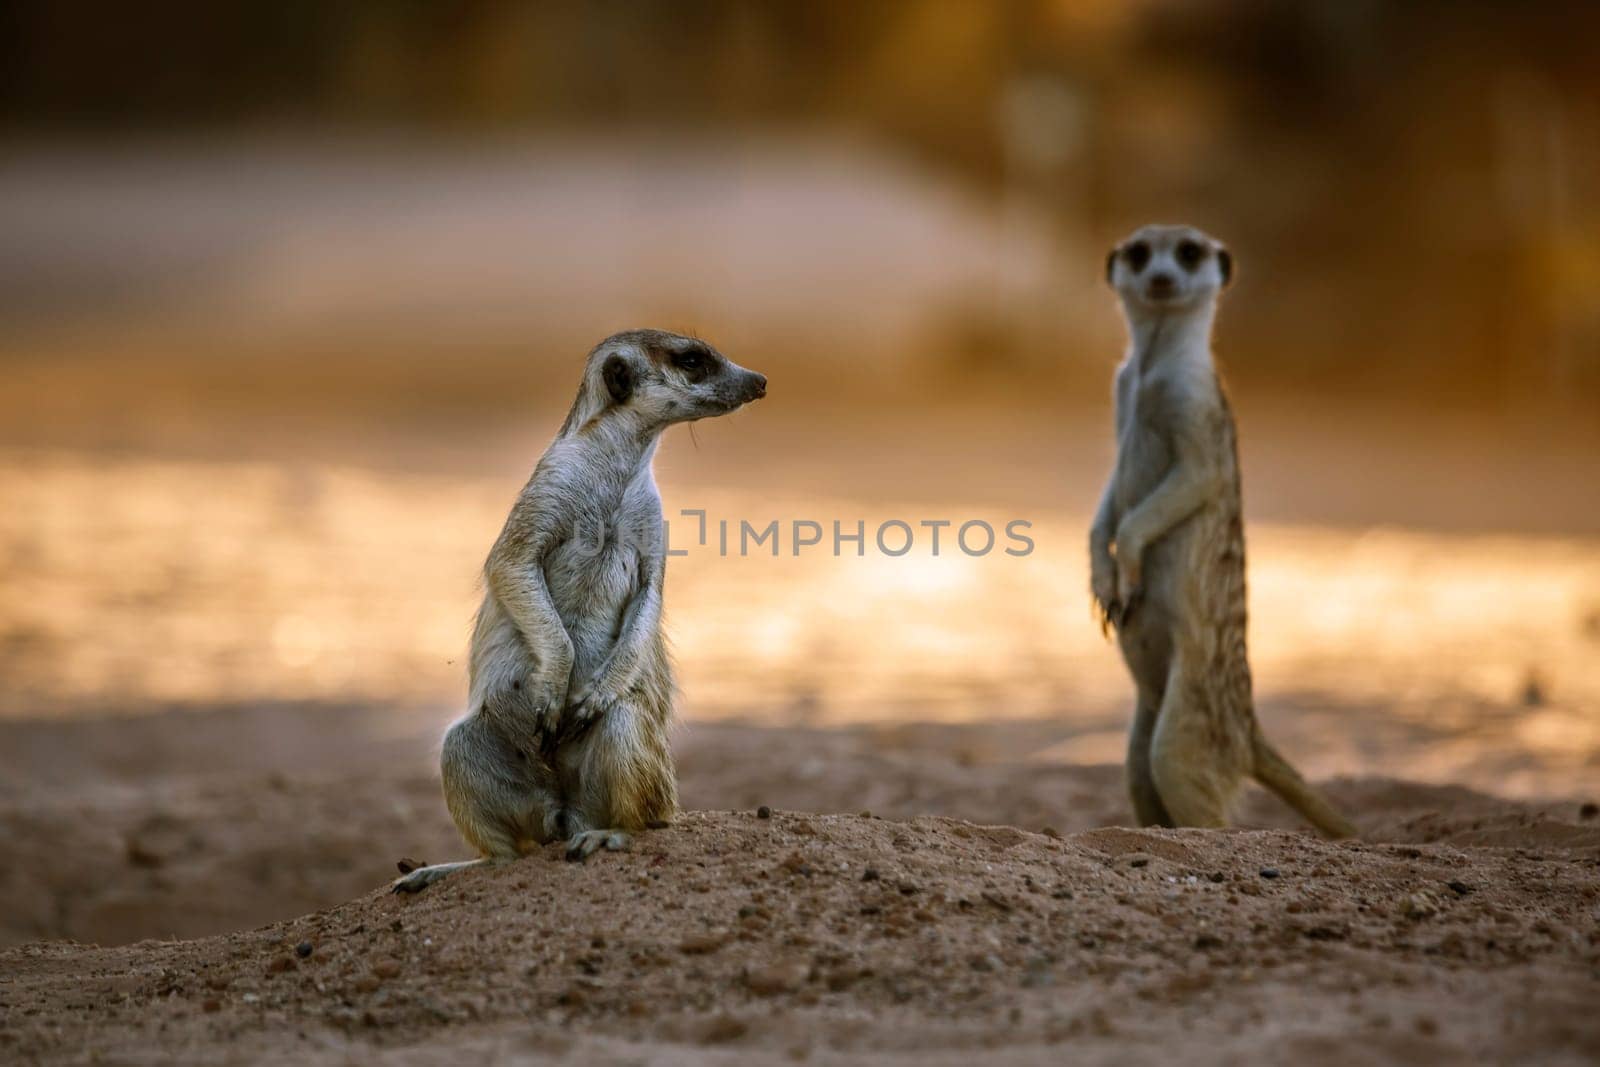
394, 329, 767, 892
1091, 224, 1353, 837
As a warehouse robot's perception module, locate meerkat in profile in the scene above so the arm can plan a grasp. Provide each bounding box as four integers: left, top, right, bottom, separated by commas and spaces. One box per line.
1091, 225, 1353, 837
393, 329, 767, 892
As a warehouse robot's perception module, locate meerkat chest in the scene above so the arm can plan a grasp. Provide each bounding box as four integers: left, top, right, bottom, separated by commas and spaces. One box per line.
1113, 377, 1179, 510
544, 484, 658, 621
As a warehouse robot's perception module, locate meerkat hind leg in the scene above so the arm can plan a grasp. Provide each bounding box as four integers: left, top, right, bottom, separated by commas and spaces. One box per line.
1126, 699, 1176, 828
557, 700, 673, 862
1148, 666, 1239, 829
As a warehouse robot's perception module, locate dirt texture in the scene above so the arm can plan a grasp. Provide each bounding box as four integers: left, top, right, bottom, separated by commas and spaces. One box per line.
3, 714, 1599, 1065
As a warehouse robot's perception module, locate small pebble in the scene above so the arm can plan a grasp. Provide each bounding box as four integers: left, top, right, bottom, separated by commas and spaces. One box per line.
1445, 880, 1472, 896
1259, 868, 1280, 880
679, 932, 727, 955
746, 959, 808, 995
1401, 891, 1441, 920
756, 805, 772, 820
861, 868, 881, 882
1208, 872, 1226, 884
294, 940, 314, 959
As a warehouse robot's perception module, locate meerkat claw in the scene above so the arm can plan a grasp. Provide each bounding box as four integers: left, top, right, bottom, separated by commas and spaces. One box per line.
565, 829, 629, 862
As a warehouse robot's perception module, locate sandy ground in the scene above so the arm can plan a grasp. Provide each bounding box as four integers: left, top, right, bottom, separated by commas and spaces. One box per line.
3, 708, 1599, 1064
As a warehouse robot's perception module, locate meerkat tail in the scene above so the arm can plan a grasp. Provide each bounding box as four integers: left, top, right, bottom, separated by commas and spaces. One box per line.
1249, 729, 1356, 839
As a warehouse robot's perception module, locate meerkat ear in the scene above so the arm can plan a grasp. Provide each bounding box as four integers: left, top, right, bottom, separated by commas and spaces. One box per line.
602, 354, 634, 405
1105, 247, 1118, 284
1217, 247, 1233, 287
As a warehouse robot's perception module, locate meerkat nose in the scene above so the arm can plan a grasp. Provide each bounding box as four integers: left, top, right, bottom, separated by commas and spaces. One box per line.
1147, 272, 1176, 295
746, 372, 768, 400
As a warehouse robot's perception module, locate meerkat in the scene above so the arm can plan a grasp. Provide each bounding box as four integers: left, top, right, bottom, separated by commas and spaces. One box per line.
393, 329, 767, 892
1091, 224, 1354, 837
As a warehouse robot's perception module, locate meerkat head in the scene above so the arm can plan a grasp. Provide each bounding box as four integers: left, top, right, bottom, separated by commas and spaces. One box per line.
1106, 224, 1232, 313
573, 329, 767, 432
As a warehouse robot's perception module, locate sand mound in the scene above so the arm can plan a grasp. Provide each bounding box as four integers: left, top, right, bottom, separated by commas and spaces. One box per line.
6, 805, 1599, 1064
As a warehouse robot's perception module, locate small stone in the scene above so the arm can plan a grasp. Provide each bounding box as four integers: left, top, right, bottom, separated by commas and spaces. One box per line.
1041, 826, 1061, 839
861, 868, 881, 882
1259, 868, 1280, 880
699, 1014, 748, 1044
1126, 854, 1151, 869
746, 959, 808, 995
267, 956, 295, 975
1401, 891, 1441, 920
202, 999, 222, 1013
756, 805, 772, 819
679, 932, 727, 955
371, 959, 402, 980
1520, 672, 1546, 707
1445, 880, 1472, 896
1208, 872, 1226, 884
981, 890, 1013, 912
295, 940, 314, 959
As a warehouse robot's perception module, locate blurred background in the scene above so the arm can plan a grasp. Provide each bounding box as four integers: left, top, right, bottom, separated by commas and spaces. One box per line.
2, 0, 1599, 943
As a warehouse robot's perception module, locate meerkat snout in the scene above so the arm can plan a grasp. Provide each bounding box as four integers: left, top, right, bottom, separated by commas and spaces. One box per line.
1106, 224, 1233, 310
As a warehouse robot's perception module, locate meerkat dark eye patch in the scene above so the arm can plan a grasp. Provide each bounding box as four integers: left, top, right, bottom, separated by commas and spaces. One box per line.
1124, 241, 1151, 272
602, 355, 634, 404
1176, 240, 1206, 270
670, 348, 713, 383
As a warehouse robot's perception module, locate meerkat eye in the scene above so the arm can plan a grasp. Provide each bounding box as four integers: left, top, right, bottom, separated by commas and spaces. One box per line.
1124, 241, 1151, 272
1176, 240, 1206, 270
672, 351, 705, 372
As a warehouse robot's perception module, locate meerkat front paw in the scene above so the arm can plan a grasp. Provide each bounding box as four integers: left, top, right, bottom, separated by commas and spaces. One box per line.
1091, 555, 1120, 633
565, 829, 630, 862
1112, 544, 1143, 626
559, 683, 619, 742
523, 676, 569, 745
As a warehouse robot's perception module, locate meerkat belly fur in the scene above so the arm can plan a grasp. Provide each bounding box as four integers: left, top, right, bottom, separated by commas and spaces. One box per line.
1092, 225, 1353, 837
394, 329, 767, 892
